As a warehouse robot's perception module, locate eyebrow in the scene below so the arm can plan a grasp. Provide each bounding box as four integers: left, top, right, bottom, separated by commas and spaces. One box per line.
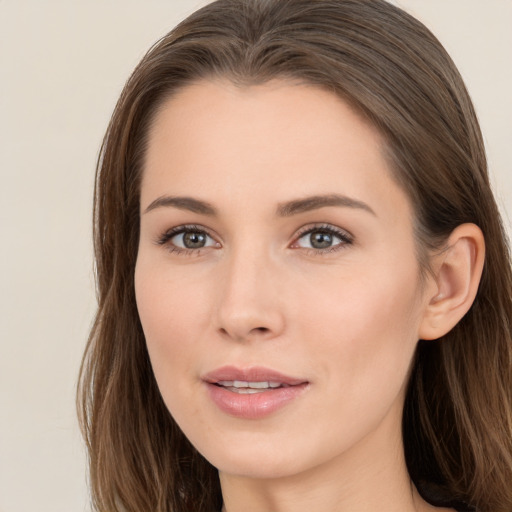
276, 194, 376, 217
143, 193, 376, 217
143, 196, 217, 215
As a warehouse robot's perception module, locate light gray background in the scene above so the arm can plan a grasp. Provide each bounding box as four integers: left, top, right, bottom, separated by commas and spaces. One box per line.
1, 2, 510, 511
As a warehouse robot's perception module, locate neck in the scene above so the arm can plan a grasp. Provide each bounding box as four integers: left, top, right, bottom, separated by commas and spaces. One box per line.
220, 444, 413, 512
218, 402, 449, 512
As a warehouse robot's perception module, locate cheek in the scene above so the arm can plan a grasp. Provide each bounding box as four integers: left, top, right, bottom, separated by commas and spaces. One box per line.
134, 262, 217, 436
134, 261, 211, 384
297, 262, 423, 389
282, 267, 423, 461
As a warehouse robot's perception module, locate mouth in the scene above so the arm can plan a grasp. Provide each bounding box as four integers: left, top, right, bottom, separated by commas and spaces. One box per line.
203, 365, 307, 389
202, 366, 309, 419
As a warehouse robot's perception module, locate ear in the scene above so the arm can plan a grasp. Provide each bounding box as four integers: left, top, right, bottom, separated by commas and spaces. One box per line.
419, 223, 485, 340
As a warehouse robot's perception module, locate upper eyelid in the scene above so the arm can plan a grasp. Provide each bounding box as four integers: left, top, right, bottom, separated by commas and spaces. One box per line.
164, 224, 213, 235
293, 223, 353, 240
155, 224, 218, 245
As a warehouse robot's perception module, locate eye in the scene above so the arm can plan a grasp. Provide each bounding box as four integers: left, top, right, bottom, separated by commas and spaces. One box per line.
292, 225, 353, 252
156, 225, 219, 253
173, 230, 214, 249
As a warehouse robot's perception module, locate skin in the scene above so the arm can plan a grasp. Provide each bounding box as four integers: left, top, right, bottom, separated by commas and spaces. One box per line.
135, 80, 456, 512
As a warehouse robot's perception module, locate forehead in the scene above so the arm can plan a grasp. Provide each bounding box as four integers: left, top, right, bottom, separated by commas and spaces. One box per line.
142, 79, 412, 225
147, 79, 381, 162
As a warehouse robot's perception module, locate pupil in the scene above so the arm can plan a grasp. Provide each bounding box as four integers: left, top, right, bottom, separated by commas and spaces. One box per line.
183, 231, 206, 248
310, 231, 332, 249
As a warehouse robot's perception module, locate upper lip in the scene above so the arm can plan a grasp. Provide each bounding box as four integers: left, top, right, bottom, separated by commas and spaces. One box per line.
202, 365, 308, 386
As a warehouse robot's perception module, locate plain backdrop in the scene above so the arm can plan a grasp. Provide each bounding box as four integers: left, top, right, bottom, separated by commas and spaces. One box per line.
0, 1, 510, 511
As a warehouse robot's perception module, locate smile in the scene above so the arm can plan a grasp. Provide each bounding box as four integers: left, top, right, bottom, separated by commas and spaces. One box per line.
203, 366, 309, 419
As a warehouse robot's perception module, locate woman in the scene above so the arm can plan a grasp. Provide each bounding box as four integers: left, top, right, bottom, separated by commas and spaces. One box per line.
77, 0, 512, 511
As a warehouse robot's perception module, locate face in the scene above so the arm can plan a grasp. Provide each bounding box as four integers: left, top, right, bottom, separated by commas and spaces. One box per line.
135, 80, 434, 480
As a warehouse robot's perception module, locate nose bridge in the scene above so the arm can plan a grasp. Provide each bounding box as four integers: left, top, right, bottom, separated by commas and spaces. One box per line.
215, 237, 284, 341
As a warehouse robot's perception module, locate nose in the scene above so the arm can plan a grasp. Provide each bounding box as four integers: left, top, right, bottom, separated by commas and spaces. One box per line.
214, 245, 286, 343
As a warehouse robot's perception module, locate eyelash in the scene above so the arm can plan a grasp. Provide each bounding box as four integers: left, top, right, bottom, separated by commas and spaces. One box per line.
155, 223, 354, 256
155, 224, 217, 256
292, 224, 354, 255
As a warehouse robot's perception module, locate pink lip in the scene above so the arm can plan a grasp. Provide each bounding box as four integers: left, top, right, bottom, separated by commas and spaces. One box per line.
202, 366, 309, 420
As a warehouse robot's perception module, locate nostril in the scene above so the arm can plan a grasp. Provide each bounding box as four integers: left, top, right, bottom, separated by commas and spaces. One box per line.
252, 327, 270, 334
218, 325, 272, 342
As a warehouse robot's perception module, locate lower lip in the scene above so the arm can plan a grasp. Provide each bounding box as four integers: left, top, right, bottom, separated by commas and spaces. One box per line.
205, 383, 308, 419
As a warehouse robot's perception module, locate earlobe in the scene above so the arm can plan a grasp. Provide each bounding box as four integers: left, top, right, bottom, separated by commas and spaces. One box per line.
419, 223, 485, 341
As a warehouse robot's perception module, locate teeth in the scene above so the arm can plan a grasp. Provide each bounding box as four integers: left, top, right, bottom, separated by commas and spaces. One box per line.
217, 380, 282, 389
217, 381, 234, 387
231, 388, 264, 394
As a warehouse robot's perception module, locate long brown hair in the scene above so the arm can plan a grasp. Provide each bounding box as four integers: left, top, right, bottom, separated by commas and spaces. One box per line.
77, 1, 512, 510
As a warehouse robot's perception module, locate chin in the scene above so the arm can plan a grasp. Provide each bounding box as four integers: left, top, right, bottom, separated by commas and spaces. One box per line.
214, 455, 306, 480
192, 430, 331, 481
